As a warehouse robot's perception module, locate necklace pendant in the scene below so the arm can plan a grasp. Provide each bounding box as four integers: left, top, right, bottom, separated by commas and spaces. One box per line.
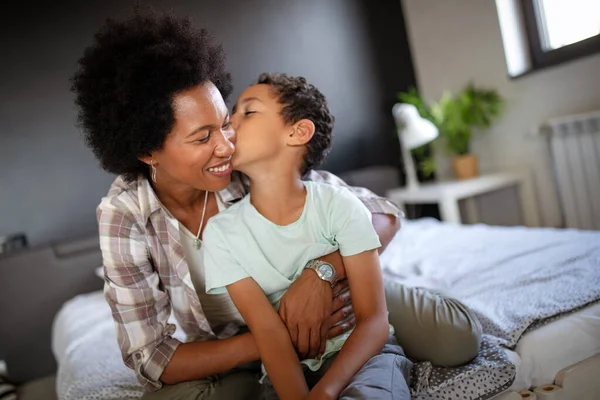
194, 239, 202, 250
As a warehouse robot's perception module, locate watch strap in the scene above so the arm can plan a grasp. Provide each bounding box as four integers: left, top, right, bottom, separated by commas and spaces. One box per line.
304, 259, 338, 287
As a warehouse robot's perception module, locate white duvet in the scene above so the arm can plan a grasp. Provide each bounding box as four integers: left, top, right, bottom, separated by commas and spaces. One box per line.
380, 218, 600, 392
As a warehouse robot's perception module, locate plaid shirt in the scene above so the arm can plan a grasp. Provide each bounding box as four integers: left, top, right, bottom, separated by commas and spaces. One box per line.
98, 170, 401, 391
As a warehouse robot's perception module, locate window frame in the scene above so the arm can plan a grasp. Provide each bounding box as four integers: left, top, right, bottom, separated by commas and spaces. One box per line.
521, 0, 600, 71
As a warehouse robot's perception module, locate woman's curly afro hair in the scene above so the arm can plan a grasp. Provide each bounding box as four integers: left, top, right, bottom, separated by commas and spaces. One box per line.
71, 7, 233, 182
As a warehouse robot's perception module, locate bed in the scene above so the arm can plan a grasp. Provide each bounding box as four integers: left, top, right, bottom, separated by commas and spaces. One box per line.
43, 217, 600, 400
379, 218, 600, 399
2, 166, 599, 399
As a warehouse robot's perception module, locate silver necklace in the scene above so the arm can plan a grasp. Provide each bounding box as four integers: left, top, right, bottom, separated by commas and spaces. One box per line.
194, 191, 209, 250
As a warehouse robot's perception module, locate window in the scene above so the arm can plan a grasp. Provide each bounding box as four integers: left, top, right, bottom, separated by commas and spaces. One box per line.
522, 0, 600, 70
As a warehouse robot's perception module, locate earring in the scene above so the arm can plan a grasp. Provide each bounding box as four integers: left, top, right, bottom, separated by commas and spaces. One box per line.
150, 160, 157, 183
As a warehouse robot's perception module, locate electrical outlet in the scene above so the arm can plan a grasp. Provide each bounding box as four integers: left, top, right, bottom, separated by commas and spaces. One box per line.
0, 233, 28, 253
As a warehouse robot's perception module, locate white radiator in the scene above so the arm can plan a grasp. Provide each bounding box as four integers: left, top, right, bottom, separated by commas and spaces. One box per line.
543, 111, 600, 230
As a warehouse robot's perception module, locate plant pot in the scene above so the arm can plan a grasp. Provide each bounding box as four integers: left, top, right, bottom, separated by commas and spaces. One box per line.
451, 154, 479, 180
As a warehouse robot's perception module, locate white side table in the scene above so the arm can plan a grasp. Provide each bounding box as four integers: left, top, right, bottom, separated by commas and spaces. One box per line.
386, 172, 540, 227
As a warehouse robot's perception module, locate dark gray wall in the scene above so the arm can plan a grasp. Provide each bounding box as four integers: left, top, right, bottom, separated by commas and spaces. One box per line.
0, 0, 415, 246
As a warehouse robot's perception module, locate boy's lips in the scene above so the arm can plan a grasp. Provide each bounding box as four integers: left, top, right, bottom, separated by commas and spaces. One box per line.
230, 153, 240, 169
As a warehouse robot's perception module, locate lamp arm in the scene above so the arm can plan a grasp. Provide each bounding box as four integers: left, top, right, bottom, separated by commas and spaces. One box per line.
399, 132, 420, 190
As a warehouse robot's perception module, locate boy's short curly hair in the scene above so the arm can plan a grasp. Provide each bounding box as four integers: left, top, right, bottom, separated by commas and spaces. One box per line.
71, 7, 232, 182
256, 73, 334, 176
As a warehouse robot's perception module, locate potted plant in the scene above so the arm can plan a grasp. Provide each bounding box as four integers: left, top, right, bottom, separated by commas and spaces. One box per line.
398, 83, 504, 180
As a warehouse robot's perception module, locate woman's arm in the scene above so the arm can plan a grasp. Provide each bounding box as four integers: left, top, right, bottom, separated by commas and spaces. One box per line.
160, 333, 259, 384
278, 212, 400, 359
100, 206, 261, 389
99, 208, 183, 391
310, 250, 389, 399
372, 213, 401, 254
227, 278, 308, 400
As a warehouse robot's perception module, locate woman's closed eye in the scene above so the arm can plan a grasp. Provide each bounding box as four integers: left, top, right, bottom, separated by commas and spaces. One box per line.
244, 110, 256, 116
195, 119, 231, 144
196, 134, 211, 144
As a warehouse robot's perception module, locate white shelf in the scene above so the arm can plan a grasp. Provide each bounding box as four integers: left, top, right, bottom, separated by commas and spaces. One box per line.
386, 172, 540, 226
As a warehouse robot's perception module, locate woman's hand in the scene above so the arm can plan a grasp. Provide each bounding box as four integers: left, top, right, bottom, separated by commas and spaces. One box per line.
317, 251, 356, 339
279, 270, 332, 360
328, 279, 354, 338
279, 251, 356, 360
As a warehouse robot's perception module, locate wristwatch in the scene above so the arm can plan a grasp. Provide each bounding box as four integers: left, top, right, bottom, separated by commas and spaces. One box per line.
304, 259, 338, 287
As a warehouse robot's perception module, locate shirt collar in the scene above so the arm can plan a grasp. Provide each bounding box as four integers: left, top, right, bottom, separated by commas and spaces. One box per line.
217, 171, 249, 205
138, 175, 163, 221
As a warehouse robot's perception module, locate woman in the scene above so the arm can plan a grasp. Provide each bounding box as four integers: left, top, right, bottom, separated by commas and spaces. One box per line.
71, 8, 482, 399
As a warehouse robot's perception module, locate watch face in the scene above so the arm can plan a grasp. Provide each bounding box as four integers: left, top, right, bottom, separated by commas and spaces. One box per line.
318, 263, 334, 280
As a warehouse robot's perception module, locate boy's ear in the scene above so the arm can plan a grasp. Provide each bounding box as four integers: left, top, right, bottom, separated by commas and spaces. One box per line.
287, 119, 315, 146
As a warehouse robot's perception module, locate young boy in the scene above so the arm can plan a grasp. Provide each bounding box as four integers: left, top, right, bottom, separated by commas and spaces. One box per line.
202, 73, 412, 399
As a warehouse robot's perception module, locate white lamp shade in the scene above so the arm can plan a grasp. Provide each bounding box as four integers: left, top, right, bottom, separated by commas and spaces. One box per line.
392, 103, 439, 149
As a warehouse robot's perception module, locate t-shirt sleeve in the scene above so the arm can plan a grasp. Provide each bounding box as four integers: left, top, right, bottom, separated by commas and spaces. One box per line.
202, 221, 250, 295
329, 187, 382, 257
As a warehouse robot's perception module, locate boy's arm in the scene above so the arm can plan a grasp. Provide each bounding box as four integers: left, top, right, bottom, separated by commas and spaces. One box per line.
203, 221, 307, 398
309, 250, 389, 399
227, 278, 308, 400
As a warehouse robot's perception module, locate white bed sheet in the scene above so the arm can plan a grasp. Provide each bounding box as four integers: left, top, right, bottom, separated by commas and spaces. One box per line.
52, 290, 189, 400
52, 291, 144, 400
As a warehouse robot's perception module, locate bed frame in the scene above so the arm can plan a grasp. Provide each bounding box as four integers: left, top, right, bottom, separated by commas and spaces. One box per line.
0, 235, 103, 384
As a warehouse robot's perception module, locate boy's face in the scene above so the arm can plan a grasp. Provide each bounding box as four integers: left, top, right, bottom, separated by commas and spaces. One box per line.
230, 84, 289, 171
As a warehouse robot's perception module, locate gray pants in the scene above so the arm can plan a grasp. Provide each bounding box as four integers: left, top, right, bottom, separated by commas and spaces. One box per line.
142, 284, 482, 399
141, 366, 262, 400
261, 336, 412, 400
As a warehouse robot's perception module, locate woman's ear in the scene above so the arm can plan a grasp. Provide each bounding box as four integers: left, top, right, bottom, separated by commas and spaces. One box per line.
138, 154, 154, 165
287, 119, 315, 146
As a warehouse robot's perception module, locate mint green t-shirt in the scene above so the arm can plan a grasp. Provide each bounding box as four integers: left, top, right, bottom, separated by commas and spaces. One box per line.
202, 181, 382, 371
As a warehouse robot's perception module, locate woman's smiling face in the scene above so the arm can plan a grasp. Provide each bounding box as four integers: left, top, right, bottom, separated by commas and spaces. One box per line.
147, 81, 236, 192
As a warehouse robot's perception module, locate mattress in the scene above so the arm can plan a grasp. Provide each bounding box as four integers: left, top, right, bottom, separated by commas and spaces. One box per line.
507, 301, 600, 391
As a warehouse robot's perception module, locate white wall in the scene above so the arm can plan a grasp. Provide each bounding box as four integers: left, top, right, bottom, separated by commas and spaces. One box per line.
401, 0, 600, 227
